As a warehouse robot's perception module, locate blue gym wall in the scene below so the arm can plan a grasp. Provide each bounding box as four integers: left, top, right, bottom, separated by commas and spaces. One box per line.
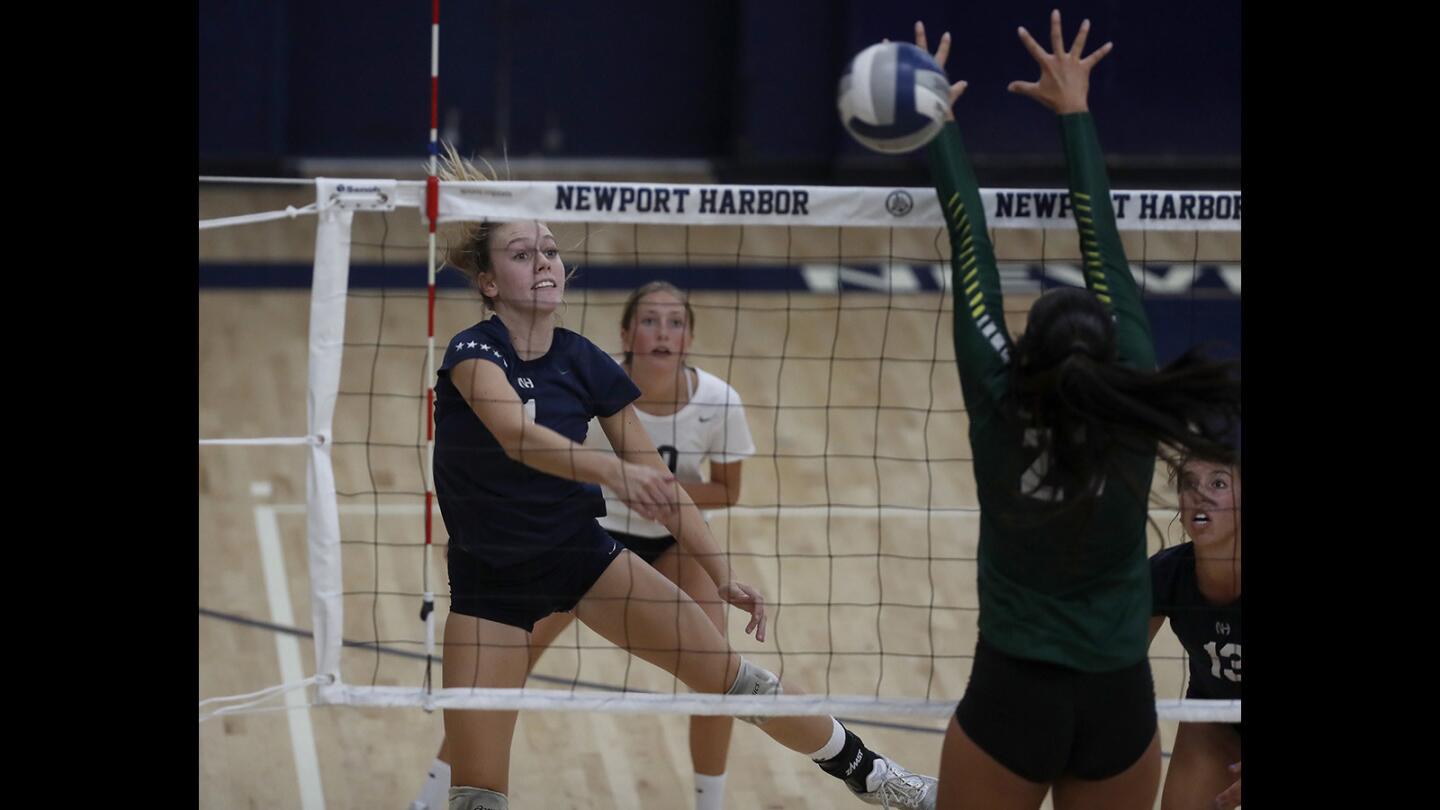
198, 0, 1240, 167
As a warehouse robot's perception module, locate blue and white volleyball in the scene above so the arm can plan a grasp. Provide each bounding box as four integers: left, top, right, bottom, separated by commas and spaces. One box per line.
838, 42, 950, 154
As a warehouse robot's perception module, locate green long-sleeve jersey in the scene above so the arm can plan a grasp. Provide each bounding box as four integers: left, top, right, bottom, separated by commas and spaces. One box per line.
926, 113, 1157, 672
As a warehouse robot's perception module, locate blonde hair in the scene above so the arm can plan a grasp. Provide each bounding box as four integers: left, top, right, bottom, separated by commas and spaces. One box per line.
438, 144, 501, 310
437, 143, 580, 316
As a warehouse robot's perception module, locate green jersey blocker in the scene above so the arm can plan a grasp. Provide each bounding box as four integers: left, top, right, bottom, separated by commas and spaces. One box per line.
927, 113, 1157, 673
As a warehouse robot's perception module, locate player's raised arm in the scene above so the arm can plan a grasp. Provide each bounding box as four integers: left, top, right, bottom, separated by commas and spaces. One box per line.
1010, 10, 1154, 370
916, 21, 1012, 415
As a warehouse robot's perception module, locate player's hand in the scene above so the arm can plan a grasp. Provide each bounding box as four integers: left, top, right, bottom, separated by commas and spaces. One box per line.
1007, 9, 1112, 115
913, 21, 967, 119
610, 462, 678, 522
717, 580, 767, 642
1214, 761, 1241, 809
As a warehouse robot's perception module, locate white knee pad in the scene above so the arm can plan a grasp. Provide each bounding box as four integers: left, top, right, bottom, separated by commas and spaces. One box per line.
449, 786, 508, 810
726, 657, 782, 725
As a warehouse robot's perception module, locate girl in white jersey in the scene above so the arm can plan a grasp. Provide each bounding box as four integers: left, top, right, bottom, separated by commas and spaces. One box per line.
414, 282, 756, 810
593, 282, 754, 809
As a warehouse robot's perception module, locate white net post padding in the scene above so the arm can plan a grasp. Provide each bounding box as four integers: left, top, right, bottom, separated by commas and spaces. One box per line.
306, 180, 352, 691
284, 177, 1240, 724
305, 179, 421, 703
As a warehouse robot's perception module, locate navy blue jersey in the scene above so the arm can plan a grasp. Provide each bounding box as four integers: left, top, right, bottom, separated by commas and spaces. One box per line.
1150, 543, 1241, 701
433, 316, 641, 565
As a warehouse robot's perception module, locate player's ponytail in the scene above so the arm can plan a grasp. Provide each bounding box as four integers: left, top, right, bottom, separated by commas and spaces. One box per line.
437, 143, 501, 311
1008, 288, 1240, 517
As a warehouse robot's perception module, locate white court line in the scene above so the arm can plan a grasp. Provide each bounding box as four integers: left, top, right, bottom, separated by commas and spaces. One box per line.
254, 501, 326, 810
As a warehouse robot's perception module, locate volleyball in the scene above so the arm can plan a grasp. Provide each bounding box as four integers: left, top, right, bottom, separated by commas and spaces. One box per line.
838, 42, 951, 154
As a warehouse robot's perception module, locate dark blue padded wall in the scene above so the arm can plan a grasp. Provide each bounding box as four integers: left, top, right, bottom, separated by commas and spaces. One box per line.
199, 0, 1240, 163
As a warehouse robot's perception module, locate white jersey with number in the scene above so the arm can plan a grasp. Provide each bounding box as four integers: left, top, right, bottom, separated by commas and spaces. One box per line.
587, 366, 756, 538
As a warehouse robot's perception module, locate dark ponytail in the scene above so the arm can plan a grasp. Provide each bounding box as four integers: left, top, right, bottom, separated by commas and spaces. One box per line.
1008, 288, 1240, 516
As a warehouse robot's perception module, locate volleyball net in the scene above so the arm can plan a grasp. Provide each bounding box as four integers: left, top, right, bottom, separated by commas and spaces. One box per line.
198, 176, 1240, 725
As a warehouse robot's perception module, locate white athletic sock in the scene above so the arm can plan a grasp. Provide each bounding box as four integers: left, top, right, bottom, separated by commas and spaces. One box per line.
806, 718, 847, 761
410, 757, 451, 810
693, 772, 727, 810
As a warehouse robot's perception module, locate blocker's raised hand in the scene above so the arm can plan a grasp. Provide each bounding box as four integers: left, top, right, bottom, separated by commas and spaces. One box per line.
1007, 9, 1113, 115
914, 20, 967, 119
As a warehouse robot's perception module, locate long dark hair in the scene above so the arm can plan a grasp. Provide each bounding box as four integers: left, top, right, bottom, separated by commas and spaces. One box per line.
1008, 287, 1240, 514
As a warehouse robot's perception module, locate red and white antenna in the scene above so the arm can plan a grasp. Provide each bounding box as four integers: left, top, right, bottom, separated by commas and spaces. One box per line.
420, 0, 441, 706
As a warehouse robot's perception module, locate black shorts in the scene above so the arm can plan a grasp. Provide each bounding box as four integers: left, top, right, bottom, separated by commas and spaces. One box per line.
605, 530, 676, 566
955, 636, 1157, 783
447, 521, 625, 632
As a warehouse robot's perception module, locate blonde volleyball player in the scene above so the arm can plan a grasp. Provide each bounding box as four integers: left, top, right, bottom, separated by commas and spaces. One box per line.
917, 12, 1239, 810
423, 152, 939, 810
414, 281, 755, 810
1149, 456, 1242, 810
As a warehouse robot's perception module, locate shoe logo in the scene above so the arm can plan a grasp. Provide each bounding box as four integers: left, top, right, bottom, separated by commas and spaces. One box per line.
699, 414, 716, 422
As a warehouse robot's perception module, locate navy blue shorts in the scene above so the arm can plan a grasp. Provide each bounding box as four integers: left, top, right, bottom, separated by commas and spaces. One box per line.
606, 530, 676, 566
955, 636, 1157, 783
447, 521, 625, 632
